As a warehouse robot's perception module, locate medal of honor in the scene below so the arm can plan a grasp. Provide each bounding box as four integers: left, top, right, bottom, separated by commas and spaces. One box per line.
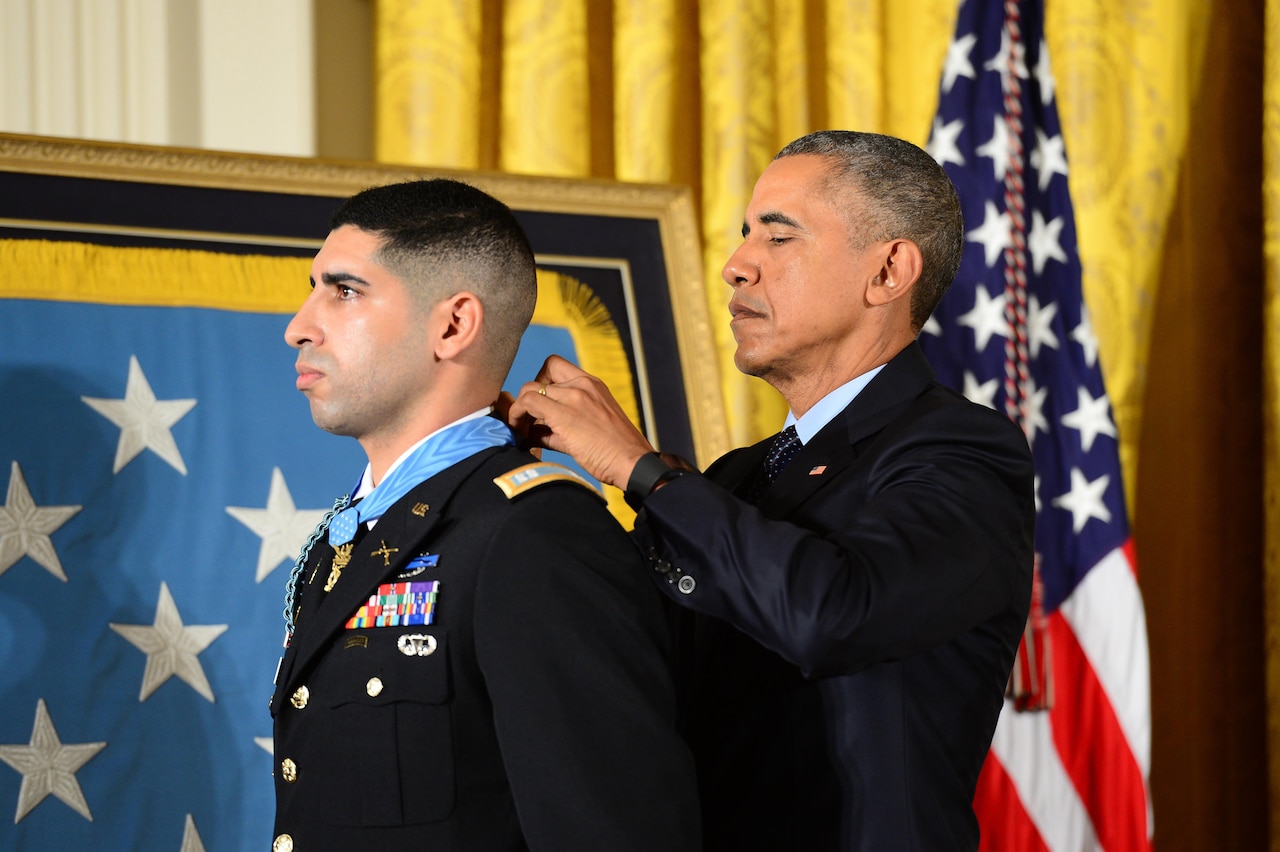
323, 542, 354, 592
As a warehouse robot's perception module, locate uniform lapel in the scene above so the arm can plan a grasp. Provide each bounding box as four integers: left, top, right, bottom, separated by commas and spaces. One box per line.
283, 447, 500, 679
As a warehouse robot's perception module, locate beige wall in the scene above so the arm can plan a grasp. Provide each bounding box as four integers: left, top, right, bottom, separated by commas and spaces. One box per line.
0, 0, 316, 156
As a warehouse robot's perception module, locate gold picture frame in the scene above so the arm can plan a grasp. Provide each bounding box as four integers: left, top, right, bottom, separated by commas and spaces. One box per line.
0, 132, 729, 466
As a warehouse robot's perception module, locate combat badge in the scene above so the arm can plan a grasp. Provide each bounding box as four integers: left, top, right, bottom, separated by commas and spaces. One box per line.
397, 553, 439, 580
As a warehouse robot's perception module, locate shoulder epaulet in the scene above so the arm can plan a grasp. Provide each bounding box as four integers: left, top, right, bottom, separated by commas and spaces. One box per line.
493, 462, 603, 501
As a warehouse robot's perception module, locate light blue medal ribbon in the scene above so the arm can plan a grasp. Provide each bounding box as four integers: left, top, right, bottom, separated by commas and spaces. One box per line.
327, 415, 515, 546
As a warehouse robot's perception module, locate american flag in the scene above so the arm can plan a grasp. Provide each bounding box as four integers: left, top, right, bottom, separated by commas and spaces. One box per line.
919, 1, 1152, 848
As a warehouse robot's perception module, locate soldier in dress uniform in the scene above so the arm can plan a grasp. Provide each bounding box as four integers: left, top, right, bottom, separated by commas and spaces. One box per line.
269, 179, 699, 851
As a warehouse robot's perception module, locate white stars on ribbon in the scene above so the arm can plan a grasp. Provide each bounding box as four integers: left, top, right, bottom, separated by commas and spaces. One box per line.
928, 117, 966, 169
1061, 386, 1118, 452
0, 461, 81, 581
967, 201, 1014, 268
109, 582, 228, 702
957, 284, 1009, 352
82, 356, 197, 475
226, 468, 329, 583
1028, 210, 1068, 274
1030, 129, 1069, 190
1051, 468, 1112, 533
0, 699, 106, 823
941, 32, 978, 93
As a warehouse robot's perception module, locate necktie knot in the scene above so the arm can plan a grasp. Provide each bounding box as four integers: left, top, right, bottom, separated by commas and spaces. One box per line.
763, 425, 802, 483
747, 425, 802, 503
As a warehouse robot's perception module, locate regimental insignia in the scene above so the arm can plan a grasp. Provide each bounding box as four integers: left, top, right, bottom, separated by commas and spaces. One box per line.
397, 633, 438, 657
370, 540, 399, 567
493, 462, 602, 501
346, 580, 440, 629
411, 502, 429, 517
323, 543, 354, 592
397, 553, 439, 580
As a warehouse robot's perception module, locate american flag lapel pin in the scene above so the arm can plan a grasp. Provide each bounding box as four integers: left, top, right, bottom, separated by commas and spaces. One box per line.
808, 465, 827, 476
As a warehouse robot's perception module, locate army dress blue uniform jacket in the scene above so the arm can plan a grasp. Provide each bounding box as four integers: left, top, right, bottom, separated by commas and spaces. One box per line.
270, 444, 700, 851
634, 342, 1036, 851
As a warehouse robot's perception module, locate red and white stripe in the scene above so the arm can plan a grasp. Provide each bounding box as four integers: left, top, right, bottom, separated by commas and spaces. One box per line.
976, 541, 1152, 850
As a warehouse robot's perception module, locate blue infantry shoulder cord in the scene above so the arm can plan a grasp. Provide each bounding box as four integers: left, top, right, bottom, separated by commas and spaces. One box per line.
282, 493, 350, 637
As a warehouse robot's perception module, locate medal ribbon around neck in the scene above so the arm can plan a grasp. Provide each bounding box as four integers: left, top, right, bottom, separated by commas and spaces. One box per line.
327, 415, 515, 546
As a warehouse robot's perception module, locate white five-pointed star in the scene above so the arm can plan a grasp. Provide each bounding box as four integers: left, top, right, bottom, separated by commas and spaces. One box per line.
109, 582, 228, 702
957, 284, 1010, 352
1020, 375, 1051, 447
984, 25, 1029, 92
1028, 210, 1068, 274
227, 468, 329, 583
962, 371, 1000, 410
1033, 474, 1042, 513
181, 813, 207, 852
922, 314, 944, 337
976, 116, 1013, 181
1073, 307, 1100, 367
82, 356, 197, 475
968, 201, 1014, 268
1061, 386, 1118, 452
1034, 40, 1056, 105
0, 699, 106, 823
1030, 129, 1069, 190
1027, 295, 1061, 358
1051, 468, 1112, 533
941, 33, 978, 93
928, 117, 966, 168
0, 461, 82, 581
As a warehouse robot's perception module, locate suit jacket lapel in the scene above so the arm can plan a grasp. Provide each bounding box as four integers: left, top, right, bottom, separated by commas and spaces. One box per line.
760, 342, 937, 514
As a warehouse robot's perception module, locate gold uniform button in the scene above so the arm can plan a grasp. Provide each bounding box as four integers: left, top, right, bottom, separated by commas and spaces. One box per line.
280, 758, 297, 783
366, 677, 384, 697
290, 685, 309, 709
273, 833, 293, 851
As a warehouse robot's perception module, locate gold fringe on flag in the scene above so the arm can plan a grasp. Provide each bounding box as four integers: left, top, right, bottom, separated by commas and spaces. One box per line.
532, 269, 642, 525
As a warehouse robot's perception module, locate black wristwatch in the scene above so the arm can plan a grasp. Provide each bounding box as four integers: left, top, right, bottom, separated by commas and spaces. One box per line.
624, 452, 690, 511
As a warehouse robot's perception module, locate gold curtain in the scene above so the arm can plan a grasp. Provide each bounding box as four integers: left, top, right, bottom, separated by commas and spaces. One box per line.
368, 0, 1270, 847
1265, 0, 1280, 846
373, 0, 1196, 490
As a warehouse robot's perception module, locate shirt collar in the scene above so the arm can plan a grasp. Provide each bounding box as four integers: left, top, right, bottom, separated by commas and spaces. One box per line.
785, 365, 886, 444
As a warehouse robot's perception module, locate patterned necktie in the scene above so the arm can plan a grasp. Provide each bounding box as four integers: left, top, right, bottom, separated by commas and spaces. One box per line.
748, 425, 802, 503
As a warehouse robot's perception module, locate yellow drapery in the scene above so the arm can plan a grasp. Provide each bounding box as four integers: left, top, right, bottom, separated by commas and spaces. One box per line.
1265, 0, 1280, 844
372, 0, 1196, 499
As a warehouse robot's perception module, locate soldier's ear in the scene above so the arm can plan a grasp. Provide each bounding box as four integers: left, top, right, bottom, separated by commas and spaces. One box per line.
433, 292, 483, 360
